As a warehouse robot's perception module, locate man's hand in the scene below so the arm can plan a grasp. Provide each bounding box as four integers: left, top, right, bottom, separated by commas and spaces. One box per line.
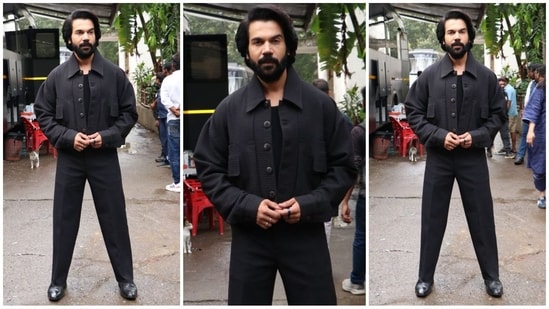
277, 198, 301, 224
340, 201, 352, 224
74, 132, 90, 152
444, 132, 461, 151
457, 132, 472, 149
256, 199, 282, 229
87, 132, 103, 149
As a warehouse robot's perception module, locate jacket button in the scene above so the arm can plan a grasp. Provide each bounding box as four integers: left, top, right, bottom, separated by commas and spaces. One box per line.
266, 166, 273, 174
450, 98, 455, 103
263, 143, 271, 151
263, 121, 271, 128
78, 83, 83, 88
451, 83, 456, 89
264, 100, 270, 107
268, 191, 276, 199
451, 112, 456, 118
80, 112, 85, 118
78, 98, 83, 103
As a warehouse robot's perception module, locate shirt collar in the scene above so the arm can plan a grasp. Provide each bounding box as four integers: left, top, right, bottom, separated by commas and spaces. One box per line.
245, 66, 303, 112
65, 50, 105, 78
440, 52, 479, 79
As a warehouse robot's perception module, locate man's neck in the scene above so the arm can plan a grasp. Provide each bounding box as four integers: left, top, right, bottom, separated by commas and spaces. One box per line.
259, 69, 287, 107
76, 53, 94, 74
450, 53, 468, 75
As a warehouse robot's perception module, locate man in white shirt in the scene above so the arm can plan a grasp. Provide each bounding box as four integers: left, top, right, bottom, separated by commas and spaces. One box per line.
161, 52, 181, 192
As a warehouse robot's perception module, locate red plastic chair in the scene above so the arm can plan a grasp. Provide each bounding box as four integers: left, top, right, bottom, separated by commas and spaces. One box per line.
21, 117, 57, 157
389, 116, 424, 158
184, 178, 224, 236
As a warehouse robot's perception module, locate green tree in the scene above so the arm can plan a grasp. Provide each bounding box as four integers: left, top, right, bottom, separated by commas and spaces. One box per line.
312, 3, 366, 78
481, 3, 545, 80
115, 3, 180, 72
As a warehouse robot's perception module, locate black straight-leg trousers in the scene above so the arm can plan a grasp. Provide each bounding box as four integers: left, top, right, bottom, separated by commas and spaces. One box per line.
50, 148, 134, 286
228, 222, 336, 305
418, 147, 499, 283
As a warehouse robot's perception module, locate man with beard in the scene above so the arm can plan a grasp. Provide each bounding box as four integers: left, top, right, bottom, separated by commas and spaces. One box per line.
193, 5, 357, 305
34, 9, 138, 302
405, 10, 507, 298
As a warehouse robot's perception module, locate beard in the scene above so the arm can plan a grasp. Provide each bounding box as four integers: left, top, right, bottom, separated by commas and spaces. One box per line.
248, 54, 288, 83
444, 41, 470, 60
71, 42, 96, 60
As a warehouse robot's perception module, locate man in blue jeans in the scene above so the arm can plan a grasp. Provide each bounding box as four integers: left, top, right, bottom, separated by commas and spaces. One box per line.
161, 52, 181, 192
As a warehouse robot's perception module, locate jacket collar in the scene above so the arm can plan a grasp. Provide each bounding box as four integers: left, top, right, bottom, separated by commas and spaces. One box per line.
440, 52, 480, 79
245, 66, 303, 112
65, 50, 105, 79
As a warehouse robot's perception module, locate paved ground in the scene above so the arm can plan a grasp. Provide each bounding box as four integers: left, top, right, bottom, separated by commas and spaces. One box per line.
368, 135, 546, 306
183, 190, 366, 306
3, 124, 181, 306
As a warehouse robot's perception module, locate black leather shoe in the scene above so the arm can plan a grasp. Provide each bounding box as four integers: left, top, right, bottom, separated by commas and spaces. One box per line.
514, 157, 524, 165
48, 284, 66, 301
484, 279, 503, 297
415, 280, 433, 297
119, 282, 138, 300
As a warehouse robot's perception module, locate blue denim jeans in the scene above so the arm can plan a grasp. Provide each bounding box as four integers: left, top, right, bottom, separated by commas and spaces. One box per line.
159, 117, 168, 158
350, 194, 365, 284
516, 122, 529, 159
167, 119, 180, 184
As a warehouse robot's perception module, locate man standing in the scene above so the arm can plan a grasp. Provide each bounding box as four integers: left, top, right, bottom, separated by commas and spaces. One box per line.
161, 53, 181, 192
34, 9, 138, 301
194, 5, 357, 305
405, 10, 507, 298
515, 63, 540, 165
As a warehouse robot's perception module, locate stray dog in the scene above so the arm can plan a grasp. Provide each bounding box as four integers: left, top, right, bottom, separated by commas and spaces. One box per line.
29, 150, 40, 168
408, 146, 418, 162
183, 220, 193, 254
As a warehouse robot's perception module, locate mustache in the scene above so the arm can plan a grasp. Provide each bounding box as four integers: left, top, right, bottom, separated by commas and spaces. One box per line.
258, 55, 279, 65
451, 42, 465, 48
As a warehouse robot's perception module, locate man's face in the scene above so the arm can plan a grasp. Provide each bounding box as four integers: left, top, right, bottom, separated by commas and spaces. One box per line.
69, 19, 97, 60
443, 19, 469, 60
498, 81, 506, 89
528, 69, 536, 80
247, 20, 288, 83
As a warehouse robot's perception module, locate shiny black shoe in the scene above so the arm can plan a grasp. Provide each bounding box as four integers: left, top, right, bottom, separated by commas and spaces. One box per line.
484, 279, 503, 297
47, 283, 66, 301
415, 280, 433, 297
119, 282, 138, 300
514, 157, 524, 165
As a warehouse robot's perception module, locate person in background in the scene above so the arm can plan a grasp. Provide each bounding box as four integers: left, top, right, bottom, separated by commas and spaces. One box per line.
515, 63, 541, 165
151, 71, 170, 166
340, 86, 366, 296
161, 53, 181, 192
405, 9, 506, 298
522, 64, 546, 209
503, 77, 519, 154
312, 78, 353, 243
34, 9, 138, 301
193, 5, 357, 305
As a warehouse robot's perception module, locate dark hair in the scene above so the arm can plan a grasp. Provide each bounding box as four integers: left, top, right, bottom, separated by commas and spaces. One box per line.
62, 9, 101, 51
235, 5, 298, 66
171, 52, 180, 71
528, 63, 541, 72
535, 64, 545, 77
312, 79, 329, 94
498, 76, 509, 83
436, 10, 476, 47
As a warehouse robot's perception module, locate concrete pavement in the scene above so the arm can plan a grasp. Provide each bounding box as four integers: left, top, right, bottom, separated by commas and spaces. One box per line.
368, 136, 546, 306
3, 124, 181, 306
